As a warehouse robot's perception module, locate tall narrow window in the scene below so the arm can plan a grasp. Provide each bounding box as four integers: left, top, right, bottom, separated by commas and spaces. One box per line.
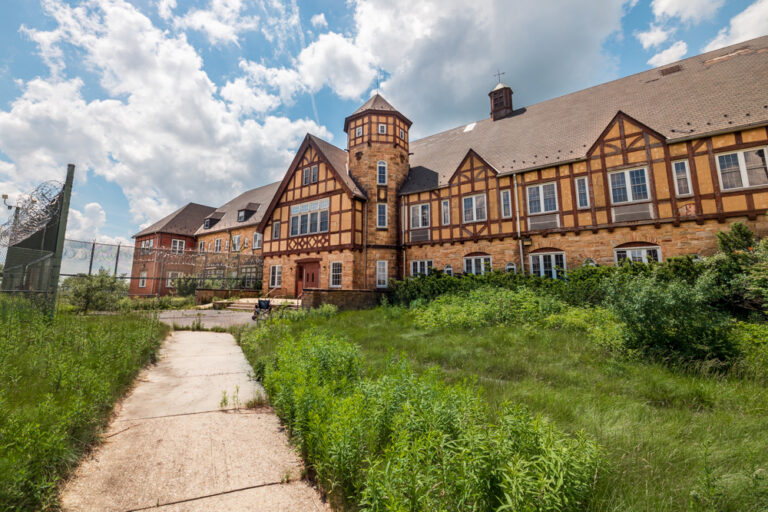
462, 194, 487, 223
575, 177, 590, 209
198, 241, 205, 253
527, 183, 558, 214
378, 123, 387, 134
253, 232, 262, 249
609, 168, 648, 203
311, 165, 319, 183
269, 265, 282, 288
302, 168, 310, 185
399, 128, 405, 139
673, 161, 692, 196
441, 199, 450, 225
214, 239, 222, 253
529, 252, 566, 279
410, 204, 430, 228
500, 189, 512, 218
138, 271, 147, 288
377, 203, 387, 228
272, 221, 281, 240
376, 260, 388, 288
330, 262, 342, 288
355, 126, 363, 137
377, 161, 387, 185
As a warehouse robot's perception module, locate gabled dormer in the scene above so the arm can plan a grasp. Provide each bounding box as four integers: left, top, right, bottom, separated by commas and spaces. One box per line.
237, 202, 260, 222
203, 211, 224, 229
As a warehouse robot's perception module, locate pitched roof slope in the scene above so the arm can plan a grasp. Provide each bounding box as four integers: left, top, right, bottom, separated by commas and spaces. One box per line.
133, 202, 215, 238
352, 93, 399, 115
308, 134, 366, 198
194, 181, 281, 236
403, 35, 768, 194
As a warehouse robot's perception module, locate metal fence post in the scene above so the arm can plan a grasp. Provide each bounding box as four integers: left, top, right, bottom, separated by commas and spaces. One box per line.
88, 241, 95, 275
114, 242, 121, 276
48, 164, 75, 316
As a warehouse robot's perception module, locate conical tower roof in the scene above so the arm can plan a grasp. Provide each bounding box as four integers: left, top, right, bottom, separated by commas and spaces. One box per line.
344, 93, 412, 131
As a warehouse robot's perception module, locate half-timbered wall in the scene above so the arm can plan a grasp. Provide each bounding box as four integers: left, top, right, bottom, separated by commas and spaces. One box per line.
347, 112, 409, 152
262, 143, 364, 257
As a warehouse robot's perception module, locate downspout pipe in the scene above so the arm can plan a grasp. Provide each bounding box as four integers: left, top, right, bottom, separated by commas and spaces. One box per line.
513, 173, 525, 274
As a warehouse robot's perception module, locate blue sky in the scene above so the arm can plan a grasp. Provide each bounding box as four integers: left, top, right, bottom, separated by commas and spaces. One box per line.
0, 0, 766, 244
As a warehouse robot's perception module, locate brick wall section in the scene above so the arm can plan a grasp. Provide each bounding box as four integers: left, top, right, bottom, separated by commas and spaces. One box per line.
405, 216, 768, 274
301, 288, 386, 310
129, 232, 197, 297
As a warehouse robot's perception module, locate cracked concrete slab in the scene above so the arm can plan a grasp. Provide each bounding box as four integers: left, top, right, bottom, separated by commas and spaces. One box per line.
60, 331, 328, 512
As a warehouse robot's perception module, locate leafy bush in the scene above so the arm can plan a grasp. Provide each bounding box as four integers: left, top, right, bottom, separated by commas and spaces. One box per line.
716, 221, 756, 253
173, 276, 198, 297
59, 269, 128, 313
258, 330, 599, 511
729, 322, 768, 382
0, 296, 167, 510
607, 274, 736, 363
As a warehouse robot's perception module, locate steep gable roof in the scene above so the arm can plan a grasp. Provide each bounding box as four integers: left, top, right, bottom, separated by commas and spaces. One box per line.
133, 202, 215, 238
402, 35, 768, 195
194, 181, 280, 236
344, 93, 413, 131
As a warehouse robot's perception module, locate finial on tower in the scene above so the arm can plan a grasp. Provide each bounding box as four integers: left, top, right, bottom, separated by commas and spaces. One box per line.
494, 69, 505, 83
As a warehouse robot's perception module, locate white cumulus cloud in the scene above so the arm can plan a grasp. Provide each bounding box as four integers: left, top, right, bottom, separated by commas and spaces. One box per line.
704, 0, 768, 51
651, 0, 724, 23
635, 24, 672, 49
310, 13, 327, 28
647, 40, 688, 66
174, 0, 259, 45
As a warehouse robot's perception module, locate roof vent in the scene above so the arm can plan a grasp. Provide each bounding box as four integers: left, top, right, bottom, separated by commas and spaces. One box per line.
659, 64, 682, 76
463, 122, 476, 133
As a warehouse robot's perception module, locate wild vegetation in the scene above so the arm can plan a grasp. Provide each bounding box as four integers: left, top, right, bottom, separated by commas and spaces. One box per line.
240, 222, 768, 511
0, 296, 167, 510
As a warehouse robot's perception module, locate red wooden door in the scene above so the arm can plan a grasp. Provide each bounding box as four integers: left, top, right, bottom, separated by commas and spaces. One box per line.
296, 262, 319, 296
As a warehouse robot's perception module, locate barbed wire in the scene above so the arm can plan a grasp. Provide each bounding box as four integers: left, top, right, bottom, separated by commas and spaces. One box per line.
0, 180, 64, 247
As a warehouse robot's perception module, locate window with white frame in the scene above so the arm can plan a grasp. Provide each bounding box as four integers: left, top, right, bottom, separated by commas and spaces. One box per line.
399, 128, 405, 139
355, 126, 363, 137
673, 161, 692, 196
302, 168, 310, 185
410, 203, 430, 228
410, 260, 432, 276
272, 221, 281, 240
376, 260, 388, 288
378, 123, 386, 134
204, 218, 213, 229
237, 210, 246, 222
225, 239, 229, 252
609, 168, 649, 204
253, 232, 262, 249
269, 265, 282, 288
377, 161, 387, 185
716, 148, 768, 190
500, 189, 512, 218
575, 177, 590, 209
462, 193, 487, 223
330, 262, 342, 288
138, 271, 147, 288
377, 203, 387, 228
290, 198, 330, 236
311, 165, 318, 183
441, 199, 450, 225
232, 235, 241, 251
527, 183, 558, 214
140, 239, 153, 255
505, 262, 517, 273
444, 264, 453, 276
167, 271, 181, 287
530, 252, 566, 279
170, 239, 185, 254
464, 255, 492, 275
615, 245, 661, 264
214, 238, 222, 253
198, 241, 205, 253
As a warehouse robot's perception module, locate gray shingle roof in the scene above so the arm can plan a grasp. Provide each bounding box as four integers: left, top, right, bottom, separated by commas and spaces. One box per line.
352, 93, 399, 115
402, 35, 768, 195
133, 202, 215, 238
194, 181, 281, 236
308, 134, 366, 199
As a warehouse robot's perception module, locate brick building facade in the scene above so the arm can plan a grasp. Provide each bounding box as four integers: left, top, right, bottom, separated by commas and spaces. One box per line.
131, 36, 768, 299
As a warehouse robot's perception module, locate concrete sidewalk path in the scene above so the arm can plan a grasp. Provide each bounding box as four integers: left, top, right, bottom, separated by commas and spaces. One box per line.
61, 331, 328, 512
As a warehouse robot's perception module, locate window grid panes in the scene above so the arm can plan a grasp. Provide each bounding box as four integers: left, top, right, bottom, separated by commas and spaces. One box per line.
253, 232, 262, 249
377, 204, 387, 228
139, 271, 147, 288
610, 168, 648, 203
673, 161, 691, 196
576, 177, 589, 208
410, 204, 430, 229
464, 256, 492, 275
376, 261, 388, 288
745, 149, 768, 186
410, 260, 432, 276
377, 161, 387, 185
527, 183, 557, 214
214, 239, 221, 252
378, 124, 386, 134
272, 221, 281, 240
615, 246, 661, 264
462, 194, 487, 223
330, 262, 342, 287
289, 199, 330, 236
232, 235, 241, 251
269, 265, 282, 288
529, 252, 566, 279
501, 190, 512, 218
441, 199, 450, 225
171, 239, 185, 254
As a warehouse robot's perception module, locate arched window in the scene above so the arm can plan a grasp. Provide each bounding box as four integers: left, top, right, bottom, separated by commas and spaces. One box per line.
582, 258, 597, 267
614, 243, 661, 264
444, 265, 453, 276
377, 161, 387, 185
529, 249, 566, 279
505, 262, 517, 274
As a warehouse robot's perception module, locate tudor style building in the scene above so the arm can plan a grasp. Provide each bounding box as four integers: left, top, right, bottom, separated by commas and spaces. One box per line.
257, 35, 768, 297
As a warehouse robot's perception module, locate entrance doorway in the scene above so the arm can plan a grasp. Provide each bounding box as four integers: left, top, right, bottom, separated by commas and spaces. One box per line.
296, 261, 320, 296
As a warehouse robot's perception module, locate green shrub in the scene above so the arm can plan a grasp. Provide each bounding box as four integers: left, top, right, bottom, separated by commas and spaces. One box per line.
259, 330, 599, 511
173, 276, 198, 297
730, 322, 768, 382
717, 222, 756, 253
59, 269, 128, 313
607, 274, 736, 364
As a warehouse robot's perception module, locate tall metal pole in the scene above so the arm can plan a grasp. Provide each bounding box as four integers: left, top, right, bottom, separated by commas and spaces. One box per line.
114, 242, 121, 276
48, 164, 75, 316
88, 240, 96, 275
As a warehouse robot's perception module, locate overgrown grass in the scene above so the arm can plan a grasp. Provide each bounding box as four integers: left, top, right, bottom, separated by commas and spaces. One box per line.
0, 297, 168, 510
240, 304, 768, 511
